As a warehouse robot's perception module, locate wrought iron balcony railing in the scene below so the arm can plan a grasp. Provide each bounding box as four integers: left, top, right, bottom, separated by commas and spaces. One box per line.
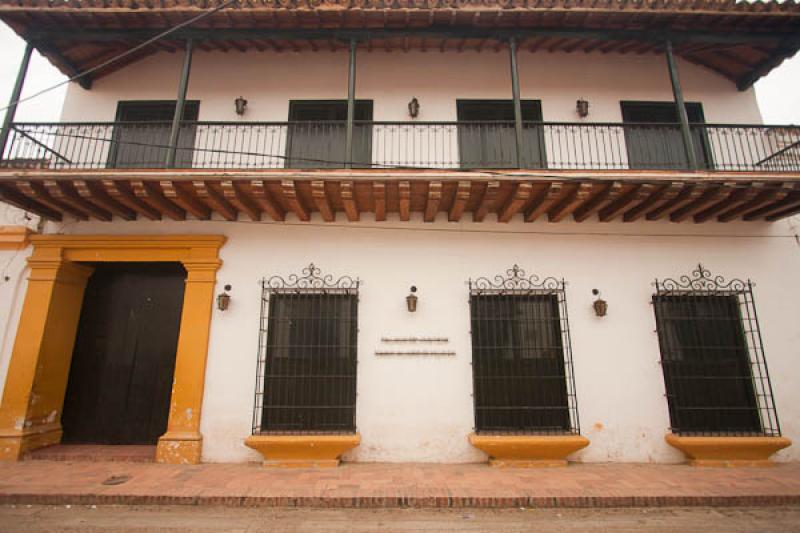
2, 121, 799, 173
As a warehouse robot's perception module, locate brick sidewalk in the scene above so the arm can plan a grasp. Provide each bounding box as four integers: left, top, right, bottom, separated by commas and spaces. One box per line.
0, 461, 798, 509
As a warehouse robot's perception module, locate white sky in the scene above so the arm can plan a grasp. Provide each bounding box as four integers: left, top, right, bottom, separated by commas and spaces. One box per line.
0, 22, 798, 124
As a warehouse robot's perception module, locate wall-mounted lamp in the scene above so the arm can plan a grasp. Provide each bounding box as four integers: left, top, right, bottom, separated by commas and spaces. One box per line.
576, 98, 589, 118
592, 288, 607, 317
217, 284, 232, 311
406, 286, 418, 312
408, 97, 420, 119
234, 96, 248, 116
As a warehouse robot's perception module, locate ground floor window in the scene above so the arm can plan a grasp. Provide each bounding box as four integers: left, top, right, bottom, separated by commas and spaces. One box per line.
653, 265, 781, 436
469, 265, 579, 434
253, 264, 359, 434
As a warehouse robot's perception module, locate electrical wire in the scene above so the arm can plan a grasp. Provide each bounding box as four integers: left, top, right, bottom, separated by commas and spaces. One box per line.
0, 0, 240, 115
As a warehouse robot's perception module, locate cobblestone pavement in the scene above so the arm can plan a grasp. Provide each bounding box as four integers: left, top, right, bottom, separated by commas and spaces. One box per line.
1, 504, 800, 532
1, 461, 800, 508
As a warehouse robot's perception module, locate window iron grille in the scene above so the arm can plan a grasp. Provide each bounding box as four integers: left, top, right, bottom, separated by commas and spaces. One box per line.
653, 264, 781, 437
253, 263, 359, 435
469, 265, 580, 435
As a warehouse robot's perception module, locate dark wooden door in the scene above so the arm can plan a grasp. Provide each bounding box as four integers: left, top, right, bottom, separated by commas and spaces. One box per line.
457, 100, 546, 169
61, 263, 186, 445
285, 100, 373, 168
108, 101, 200, 169
621, 101, 711, 170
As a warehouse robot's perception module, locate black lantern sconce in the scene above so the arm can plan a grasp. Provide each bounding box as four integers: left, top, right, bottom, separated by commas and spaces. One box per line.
406, 286, 418, 312
576, 98, 589, 118
234, 96, 248, 116
408, 97, 420, 119
217, 284, 232, 311
592, 288, 607, 317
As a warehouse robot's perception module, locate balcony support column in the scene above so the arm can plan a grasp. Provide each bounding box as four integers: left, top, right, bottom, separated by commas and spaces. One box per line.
508, 37, 525, 169
166, 39, 194, 168
0, 42, 33, 160
345, 38, 357, 169
665, 40, 698, 170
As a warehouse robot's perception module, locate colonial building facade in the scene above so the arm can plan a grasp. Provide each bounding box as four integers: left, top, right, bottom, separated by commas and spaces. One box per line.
0, 0, 798, 467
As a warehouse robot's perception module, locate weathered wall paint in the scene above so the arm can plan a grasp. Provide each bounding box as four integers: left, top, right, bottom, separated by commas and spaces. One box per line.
59, 50, 763, 124
1, 216, 792, 464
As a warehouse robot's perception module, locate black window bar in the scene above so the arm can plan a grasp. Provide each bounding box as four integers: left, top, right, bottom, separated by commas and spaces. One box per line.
253, 263, 359, 435
653, 264, 781, 437
468, 265, 580, 435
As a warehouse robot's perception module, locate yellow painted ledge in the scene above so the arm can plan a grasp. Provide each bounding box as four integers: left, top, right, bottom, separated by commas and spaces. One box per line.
245, 434, 361, 468
0, 226, 33, 250
468, 433, 590, 467
665, 433, 792, 467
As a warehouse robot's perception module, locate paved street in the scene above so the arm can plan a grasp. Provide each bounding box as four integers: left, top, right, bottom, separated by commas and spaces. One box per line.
1, 504, 800, 532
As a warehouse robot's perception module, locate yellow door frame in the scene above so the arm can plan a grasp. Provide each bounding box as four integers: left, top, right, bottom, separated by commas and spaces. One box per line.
0, 234, 226, 464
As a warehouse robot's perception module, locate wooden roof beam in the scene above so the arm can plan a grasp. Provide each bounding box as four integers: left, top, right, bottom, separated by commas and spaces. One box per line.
716, 184, 791, 222
398, 180, 410, 221
645, 185, 702, 220
670, 185, 731, 222
131, 180, 186, 221
573, 182, 621, 222
497, 182, 533, 223
548, 183, 592, 222
373, 181, 386, 221
693, 183, 762, 222
193, 180, 238, 221
250, 180, 285, 221
16, 180, 86, 219
340, 180, 359, 222
222, 180, 261, 221
74, 179, 136, 220
448, 180, 471, 222
311, 180, 335, 222
44, 180, 111, 220
101, 179, 161, 220
598, 183, 655, 222
623, 182, 682, 222
424, 181, 442, 222
0, 182, 62, 221
473, 180, 500, 222
281, 179, 310, 221
524, 182, 563, 222
161, 180, 211, 220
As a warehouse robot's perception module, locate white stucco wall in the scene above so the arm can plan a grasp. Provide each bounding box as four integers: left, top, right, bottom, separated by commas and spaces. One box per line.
2, 214, 793, 465
59, 50, 762, 124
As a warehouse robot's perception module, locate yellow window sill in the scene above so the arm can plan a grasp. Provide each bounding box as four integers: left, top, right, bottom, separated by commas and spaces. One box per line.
468, 433, 590, 467
665, 433, 792, 467
245, 434, 361, 468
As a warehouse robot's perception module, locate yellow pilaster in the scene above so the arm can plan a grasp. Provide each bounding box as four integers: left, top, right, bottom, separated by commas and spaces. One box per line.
0, 258, 93, 460
156, 262, 220, 465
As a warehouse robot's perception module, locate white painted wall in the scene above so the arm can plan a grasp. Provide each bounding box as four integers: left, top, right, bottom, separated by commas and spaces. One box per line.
2, 215, 793, 465
60, 50, 763, 124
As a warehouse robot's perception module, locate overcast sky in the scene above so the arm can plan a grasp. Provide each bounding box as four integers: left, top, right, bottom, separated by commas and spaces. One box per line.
0, 23, 798, 124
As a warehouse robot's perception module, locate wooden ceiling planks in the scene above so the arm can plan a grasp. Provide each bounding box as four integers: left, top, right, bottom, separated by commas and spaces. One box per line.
1, 0, 798, 87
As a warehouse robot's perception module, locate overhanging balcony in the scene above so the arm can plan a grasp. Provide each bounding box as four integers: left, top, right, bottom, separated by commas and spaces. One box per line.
1, 120, 799, 224
3, 121, 799, 172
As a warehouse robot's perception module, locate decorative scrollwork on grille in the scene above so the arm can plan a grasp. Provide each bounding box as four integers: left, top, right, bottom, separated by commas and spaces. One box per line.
469, 264, 563, 293
263, 263, 359, 292
655, 263, 749, 293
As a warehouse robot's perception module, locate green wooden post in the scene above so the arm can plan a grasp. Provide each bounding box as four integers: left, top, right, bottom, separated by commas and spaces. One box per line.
166, 39, 194, 168
665, 40, 698, 170
509, 37, 525, 168
0, 43, 34, 160
345, 39, 357, 169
